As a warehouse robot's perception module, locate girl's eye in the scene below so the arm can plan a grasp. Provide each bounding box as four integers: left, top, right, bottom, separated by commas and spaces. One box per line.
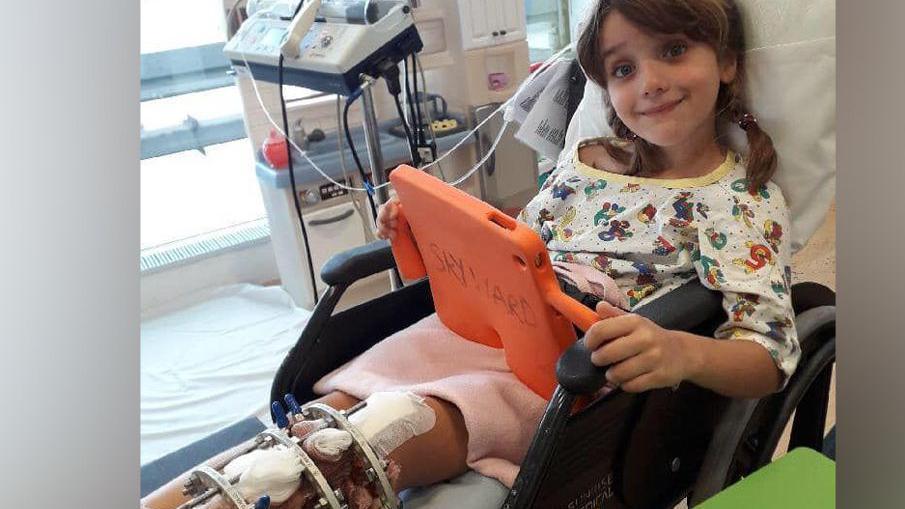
612, 63, 634, 79
664, 41, 687, 58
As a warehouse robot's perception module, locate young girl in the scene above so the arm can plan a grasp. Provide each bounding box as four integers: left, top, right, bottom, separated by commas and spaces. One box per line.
143, 1, 799, 508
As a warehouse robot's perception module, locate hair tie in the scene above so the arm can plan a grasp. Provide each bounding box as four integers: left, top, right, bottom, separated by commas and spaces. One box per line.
738, 112, 758, 131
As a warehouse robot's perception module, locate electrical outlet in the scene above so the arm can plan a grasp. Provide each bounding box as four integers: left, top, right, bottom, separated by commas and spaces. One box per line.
431, 118, 459, 133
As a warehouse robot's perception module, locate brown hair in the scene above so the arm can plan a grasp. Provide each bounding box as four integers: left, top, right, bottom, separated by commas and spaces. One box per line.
576, 0, 777, 191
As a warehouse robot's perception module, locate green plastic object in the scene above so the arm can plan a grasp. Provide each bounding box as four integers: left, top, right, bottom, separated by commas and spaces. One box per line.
697, 447, 835, 508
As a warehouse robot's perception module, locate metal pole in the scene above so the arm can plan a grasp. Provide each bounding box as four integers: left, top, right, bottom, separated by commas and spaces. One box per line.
359, 75, 390, 205
359, 73, 403, 290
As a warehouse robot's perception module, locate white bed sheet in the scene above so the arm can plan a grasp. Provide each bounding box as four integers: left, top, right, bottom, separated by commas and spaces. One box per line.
140, 284, 311, 465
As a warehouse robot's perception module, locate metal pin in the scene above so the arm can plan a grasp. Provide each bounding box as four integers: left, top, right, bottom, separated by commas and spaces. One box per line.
175, 488, 216, 509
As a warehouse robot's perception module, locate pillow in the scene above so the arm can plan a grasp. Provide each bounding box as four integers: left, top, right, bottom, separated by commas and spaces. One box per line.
563, 0, 836, 253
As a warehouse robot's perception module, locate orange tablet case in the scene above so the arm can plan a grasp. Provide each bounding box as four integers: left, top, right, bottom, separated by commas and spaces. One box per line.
388, 165, 621, 399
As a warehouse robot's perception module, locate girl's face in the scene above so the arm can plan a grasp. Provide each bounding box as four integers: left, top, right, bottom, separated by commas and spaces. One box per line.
599, 11, 737, 150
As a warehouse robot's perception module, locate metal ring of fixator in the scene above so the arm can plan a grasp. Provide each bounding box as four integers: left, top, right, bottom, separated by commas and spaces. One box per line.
304, 403, 399, 509
191, 466, 249, 509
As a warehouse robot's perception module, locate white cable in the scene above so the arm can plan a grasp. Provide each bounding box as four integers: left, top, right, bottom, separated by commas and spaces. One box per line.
239, 40, 572, 192
417, 45, 573, 173
450, 119, 511, 187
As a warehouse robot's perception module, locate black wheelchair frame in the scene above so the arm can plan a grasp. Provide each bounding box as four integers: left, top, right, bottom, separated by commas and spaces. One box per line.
271, 240, 835, 509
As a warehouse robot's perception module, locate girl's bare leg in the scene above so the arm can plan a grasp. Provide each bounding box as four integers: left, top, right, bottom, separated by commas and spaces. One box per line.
386, 396, 469, 490
141, 391, 469, 509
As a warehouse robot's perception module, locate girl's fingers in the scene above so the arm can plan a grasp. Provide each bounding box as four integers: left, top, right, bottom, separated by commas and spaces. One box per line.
604, 350, 654, 385
595, 300, 627, 319
584, 313, 644, 350
590, 333, 645, 367
619, 372, 661, 393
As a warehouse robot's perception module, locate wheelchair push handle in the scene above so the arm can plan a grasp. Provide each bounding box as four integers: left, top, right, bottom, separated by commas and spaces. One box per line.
556, 339, 609, 395
545, 288, 624, 331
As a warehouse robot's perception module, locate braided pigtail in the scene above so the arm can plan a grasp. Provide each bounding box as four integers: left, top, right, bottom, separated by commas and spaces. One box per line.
715, 60, 778, 192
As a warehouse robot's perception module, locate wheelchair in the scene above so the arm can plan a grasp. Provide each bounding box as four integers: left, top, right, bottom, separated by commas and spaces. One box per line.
270, 238, 834, 509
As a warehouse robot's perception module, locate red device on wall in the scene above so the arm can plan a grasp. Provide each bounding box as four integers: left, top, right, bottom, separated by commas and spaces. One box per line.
388, 165, 623, 399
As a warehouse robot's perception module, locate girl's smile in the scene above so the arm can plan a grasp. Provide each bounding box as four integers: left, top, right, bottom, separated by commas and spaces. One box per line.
637, 97, 684, 117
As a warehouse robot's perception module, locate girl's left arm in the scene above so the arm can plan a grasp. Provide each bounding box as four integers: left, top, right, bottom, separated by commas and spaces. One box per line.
586, 305, 782, 398
588, 179, 800, 399
671, 327, 782, 398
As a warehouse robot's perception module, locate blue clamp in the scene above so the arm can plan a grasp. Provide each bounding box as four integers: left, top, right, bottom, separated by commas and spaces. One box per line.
271, 401, 289, 429
284, 393, 302, 415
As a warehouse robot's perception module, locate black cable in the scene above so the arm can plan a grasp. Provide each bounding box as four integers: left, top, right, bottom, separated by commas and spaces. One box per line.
375, 59, 419, 167
392, 94, 418, 163
342, 93, 379, 222
343, 92, 403, 287
413, 52, 438, 161
403, 56, 421, 147
410, 53, 425, 146
278, 53, 320, 306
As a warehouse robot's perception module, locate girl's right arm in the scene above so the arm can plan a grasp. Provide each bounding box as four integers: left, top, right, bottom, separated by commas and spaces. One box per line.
376, 198, 401, 240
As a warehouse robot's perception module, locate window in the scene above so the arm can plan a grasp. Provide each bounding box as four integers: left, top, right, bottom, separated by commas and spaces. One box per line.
140, 0, 263, 254
525, 0, 572, 62
141, 0, 335, 260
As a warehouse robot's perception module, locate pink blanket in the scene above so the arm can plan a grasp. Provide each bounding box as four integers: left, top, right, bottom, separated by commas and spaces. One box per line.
313, 313, 548, 488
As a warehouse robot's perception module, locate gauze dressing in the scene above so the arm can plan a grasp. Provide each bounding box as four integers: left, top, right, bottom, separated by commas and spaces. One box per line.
349, 391, 437, 458
222, 445, 303, 504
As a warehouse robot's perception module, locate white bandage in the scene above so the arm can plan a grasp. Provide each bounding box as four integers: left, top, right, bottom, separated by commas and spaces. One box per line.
304, 427, 353, 461
348, 391, 437, 458
222, 445, 303, 504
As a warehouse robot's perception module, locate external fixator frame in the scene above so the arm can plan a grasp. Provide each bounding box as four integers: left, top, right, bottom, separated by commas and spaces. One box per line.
178, 402, 399, 509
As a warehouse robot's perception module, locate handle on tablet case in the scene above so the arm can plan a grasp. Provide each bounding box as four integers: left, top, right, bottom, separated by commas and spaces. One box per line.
545, 288, 626, 332
389, 205, 428, 280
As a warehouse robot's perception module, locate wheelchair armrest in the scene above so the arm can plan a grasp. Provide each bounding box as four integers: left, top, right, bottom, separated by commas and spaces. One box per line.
556, 280, 723, 395
320, 240, 396, 287
633, 279, 723, 329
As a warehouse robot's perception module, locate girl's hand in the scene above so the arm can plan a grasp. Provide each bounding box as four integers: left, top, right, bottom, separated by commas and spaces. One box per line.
376, 198, 401, 240
585, 301, 700, 393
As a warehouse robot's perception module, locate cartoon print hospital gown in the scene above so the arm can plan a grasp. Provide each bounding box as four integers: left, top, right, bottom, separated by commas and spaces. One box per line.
519, 138, 800, 383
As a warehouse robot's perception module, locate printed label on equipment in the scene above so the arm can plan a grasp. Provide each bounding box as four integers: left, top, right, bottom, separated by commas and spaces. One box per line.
566, 473, 614, 509
320, 178, 350, 200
